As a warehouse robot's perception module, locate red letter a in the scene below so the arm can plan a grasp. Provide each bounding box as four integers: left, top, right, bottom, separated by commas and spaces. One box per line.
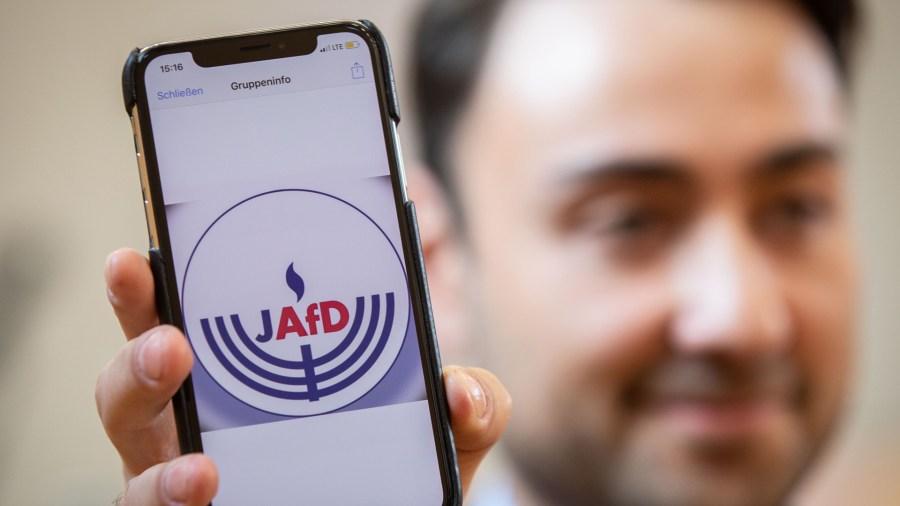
276, 306, 308, 340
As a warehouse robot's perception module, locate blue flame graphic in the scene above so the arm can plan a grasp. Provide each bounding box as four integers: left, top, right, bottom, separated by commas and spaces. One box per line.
285, 262, 305, 302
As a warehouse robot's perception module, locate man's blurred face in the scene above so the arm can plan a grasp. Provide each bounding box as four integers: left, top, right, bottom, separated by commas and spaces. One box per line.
448, 1, 857, 505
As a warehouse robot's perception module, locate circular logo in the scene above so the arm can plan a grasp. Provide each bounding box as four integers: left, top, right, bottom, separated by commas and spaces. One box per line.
182, 189, 409, 416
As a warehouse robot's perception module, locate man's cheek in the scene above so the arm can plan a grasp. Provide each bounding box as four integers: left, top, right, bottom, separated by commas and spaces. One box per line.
564, 277, 673, 375
530, 290, 672, 440
781, 262, 855, 436
792, 303, 853, 438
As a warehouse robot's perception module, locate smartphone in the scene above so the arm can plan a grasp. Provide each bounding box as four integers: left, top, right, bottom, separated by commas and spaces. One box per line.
121, 20, 460, 505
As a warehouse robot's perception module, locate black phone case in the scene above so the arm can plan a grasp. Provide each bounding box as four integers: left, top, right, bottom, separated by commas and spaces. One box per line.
123, 20, 461, 505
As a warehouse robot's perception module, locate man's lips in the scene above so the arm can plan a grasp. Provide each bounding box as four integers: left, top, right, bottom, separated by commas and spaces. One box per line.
648, 395, 790, 441
632, 360, 801, 440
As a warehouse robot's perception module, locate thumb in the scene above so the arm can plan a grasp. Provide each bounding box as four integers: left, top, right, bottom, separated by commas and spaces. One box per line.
444, 366, 512, 497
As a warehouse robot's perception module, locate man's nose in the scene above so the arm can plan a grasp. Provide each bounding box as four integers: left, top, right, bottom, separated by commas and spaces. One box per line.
670, 215, 792, 359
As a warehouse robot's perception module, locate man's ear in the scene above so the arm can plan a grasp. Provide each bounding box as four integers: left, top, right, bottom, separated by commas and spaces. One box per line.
407, 164, 470, 360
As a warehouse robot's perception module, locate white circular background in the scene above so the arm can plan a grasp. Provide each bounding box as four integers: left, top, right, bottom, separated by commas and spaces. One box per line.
182, 190, 409, 416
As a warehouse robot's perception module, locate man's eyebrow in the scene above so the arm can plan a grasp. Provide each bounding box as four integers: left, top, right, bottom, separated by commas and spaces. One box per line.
751, 141, 839, 180
557, 157, 692, 189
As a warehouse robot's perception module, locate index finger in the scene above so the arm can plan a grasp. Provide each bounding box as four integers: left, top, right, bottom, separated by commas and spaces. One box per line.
106, 248, 159, 340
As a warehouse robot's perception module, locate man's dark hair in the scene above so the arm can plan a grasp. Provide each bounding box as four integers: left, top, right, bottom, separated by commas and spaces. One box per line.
412, 0, 860, 186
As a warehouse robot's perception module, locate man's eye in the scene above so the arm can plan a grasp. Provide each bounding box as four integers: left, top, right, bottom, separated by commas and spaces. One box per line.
575, 201, 682, 260
603, 209, 659, 236
569, 198, 659, 237
757, 192, 832, 239
773, 194, 829, 223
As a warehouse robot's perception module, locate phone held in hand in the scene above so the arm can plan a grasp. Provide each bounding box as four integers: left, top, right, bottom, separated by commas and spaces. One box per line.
121, 20, 460, 505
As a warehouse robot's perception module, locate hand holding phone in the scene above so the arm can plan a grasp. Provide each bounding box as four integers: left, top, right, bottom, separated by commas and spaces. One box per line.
104, 20, 509, 505
98, 251, 510, 503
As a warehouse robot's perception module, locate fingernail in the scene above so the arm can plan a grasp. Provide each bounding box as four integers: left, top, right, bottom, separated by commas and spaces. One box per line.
162, 458, 195, 504
104, 252, 120, 305
106, 287, 119, 306
460, 370, 488, 420
137, 330, 167, 382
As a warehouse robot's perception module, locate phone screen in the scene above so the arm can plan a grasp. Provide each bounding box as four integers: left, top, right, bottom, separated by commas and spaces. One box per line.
140, 30, 444, 504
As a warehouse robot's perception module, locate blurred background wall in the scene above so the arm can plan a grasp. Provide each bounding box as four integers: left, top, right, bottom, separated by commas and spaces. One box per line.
0, 0, 895, 504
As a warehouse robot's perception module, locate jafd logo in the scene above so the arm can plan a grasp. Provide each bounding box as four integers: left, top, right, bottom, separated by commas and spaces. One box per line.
197, 262, 395, 403
182, 189, 410, 416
